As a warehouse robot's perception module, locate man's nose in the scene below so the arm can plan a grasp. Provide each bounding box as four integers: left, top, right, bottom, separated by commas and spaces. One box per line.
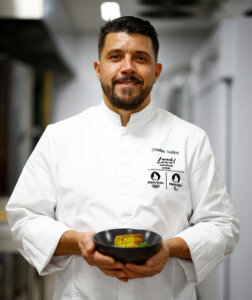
121, 57, 136, 74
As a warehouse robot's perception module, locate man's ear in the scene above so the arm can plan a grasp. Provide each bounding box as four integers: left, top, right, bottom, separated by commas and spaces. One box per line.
154, 63, 162, 83
93, 61, 101, 80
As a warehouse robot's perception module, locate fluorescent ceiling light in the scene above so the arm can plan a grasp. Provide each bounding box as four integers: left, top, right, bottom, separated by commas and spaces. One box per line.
100, 2, 121, 21
14, 0, 43, 19
0, 0, 44, 19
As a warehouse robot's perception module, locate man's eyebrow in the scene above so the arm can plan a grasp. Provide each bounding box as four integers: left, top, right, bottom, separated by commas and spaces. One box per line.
105, 49, 121, 57
135, 50, 151, 57
105, 49, 151, 57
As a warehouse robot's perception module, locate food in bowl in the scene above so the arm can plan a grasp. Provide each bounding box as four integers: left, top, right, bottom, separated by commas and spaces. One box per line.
113, 234, 150, 248
114, 234, 141, 247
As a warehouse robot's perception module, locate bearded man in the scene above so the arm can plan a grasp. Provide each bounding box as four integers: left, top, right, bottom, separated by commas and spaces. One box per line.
6, 16, 239, 300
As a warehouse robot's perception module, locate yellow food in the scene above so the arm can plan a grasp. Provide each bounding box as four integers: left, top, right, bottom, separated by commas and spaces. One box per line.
114, 234, 143, 248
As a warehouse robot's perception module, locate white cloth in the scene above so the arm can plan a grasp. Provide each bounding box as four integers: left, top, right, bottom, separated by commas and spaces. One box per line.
6, 102, 239, 300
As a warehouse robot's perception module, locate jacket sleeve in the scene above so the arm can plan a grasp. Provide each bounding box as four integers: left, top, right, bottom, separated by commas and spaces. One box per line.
175, 131, 240, 283
6, 125, 72, 275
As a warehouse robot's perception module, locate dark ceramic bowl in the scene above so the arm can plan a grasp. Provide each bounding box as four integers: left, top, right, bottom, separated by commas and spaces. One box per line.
93, 228, 162, 264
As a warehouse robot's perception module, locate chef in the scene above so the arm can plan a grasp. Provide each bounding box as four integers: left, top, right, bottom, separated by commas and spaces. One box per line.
6, 16, 239, 300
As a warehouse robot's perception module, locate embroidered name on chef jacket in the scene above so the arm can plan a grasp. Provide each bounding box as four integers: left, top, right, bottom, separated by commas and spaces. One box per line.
147, 148, 184, 191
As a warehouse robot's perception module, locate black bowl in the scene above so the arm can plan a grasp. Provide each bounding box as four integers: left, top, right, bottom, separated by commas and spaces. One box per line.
93, 228, 162, 264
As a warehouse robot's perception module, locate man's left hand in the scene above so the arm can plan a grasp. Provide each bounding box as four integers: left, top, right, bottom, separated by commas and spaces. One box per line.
121, 240, 170, 280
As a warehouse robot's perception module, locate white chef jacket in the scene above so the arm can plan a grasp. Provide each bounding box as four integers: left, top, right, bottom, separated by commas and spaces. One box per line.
6, 101, 239, 300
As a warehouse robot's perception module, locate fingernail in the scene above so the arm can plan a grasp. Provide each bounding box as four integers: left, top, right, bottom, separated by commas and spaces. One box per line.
146, 259, 154, 267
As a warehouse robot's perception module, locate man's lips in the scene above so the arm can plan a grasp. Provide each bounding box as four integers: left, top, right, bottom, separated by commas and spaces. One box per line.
113, 76, 143, 86
116, 81, 139, 85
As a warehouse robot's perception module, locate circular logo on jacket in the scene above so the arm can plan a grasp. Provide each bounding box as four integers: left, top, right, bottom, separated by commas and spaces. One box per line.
172, 173, 180, 183
151, 171, 161, 181
169, 173, 182, 191
147, 171, 163, 189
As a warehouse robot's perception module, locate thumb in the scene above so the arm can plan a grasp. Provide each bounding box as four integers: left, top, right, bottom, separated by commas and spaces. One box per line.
80, 231, 95, 253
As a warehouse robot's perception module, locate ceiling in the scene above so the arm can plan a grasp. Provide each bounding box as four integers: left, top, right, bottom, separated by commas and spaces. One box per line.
1, 0, 251, 75
63, 0, 252, 34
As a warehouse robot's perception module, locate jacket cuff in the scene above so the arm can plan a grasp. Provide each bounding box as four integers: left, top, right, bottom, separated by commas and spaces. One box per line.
20, 221, 71, 275
176, 258, 197, 283
175, 224, 226, 283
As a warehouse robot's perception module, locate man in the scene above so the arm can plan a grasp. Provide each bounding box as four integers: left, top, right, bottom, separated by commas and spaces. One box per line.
6, 16, 239, 300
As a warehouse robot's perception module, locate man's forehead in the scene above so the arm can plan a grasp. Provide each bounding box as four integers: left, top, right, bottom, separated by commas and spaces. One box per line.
103, 32, 153, 51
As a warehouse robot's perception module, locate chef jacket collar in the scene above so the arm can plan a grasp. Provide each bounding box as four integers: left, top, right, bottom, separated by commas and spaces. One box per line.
101, 99, 157, 131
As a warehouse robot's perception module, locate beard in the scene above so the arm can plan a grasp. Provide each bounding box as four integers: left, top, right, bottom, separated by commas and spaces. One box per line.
101, 75, 153, 111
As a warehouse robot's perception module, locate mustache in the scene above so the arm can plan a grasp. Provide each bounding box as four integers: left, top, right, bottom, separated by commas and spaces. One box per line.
113, 75, 143, 85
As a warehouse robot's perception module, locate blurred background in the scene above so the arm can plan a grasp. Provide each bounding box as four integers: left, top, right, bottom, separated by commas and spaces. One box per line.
0, 0, 252, 299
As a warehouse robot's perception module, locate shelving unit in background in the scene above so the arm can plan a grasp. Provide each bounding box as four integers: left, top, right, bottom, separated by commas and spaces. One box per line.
0, 55, 54, 300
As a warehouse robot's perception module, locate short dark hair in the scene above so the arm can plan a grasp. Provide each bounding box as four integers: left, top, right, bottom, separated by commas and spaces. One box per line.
98, 16, 159, 61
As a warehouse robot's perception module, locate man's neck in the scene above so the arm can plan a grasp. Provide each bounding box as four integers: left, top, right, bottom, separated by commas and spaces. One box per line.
103, 96, 151, 127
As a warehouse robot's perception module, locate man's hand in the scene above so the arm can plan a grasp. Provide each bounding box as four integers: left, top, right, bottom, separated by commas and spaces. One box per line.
78, 231, 128, 282
121, 240, 170, 280
119, 237, 191, 281
54, 231, 190, 282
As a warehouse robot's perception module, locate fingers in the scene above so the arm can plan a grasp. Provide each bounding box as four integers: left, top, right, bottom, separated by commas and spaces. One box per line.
87, 250, 116, 266
122, 241, 170, 279
100, 267, 127, 279
118, 278, 129, 283
78, 231, 130, 281
123, 262, 163, 278
79, 231, 122, 267
98, 261, 124, 270
145, 241, 169, 267
80, 243, 115, 266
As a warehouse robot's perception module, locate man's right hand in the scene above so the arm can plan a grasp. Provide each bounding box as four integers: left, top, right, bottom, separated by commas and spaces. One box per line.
54, 230, 128, 281
78, 231, 128, 282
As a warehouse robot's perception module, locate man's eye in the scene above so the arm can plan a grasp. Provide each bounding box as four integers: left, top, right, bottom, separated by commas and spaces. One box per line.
136, 56, 147, 62
110, 55, 120, 60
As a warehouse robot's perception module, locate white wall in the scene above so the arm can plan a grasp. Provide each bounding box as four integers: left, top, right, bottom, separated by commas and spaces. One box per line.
152, 31, 207, 111
52, 34, 102, 122
229, 17, 252, 300
188, 17, 252, 300
187, 19, 236, 300
158, 31, 208, 75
